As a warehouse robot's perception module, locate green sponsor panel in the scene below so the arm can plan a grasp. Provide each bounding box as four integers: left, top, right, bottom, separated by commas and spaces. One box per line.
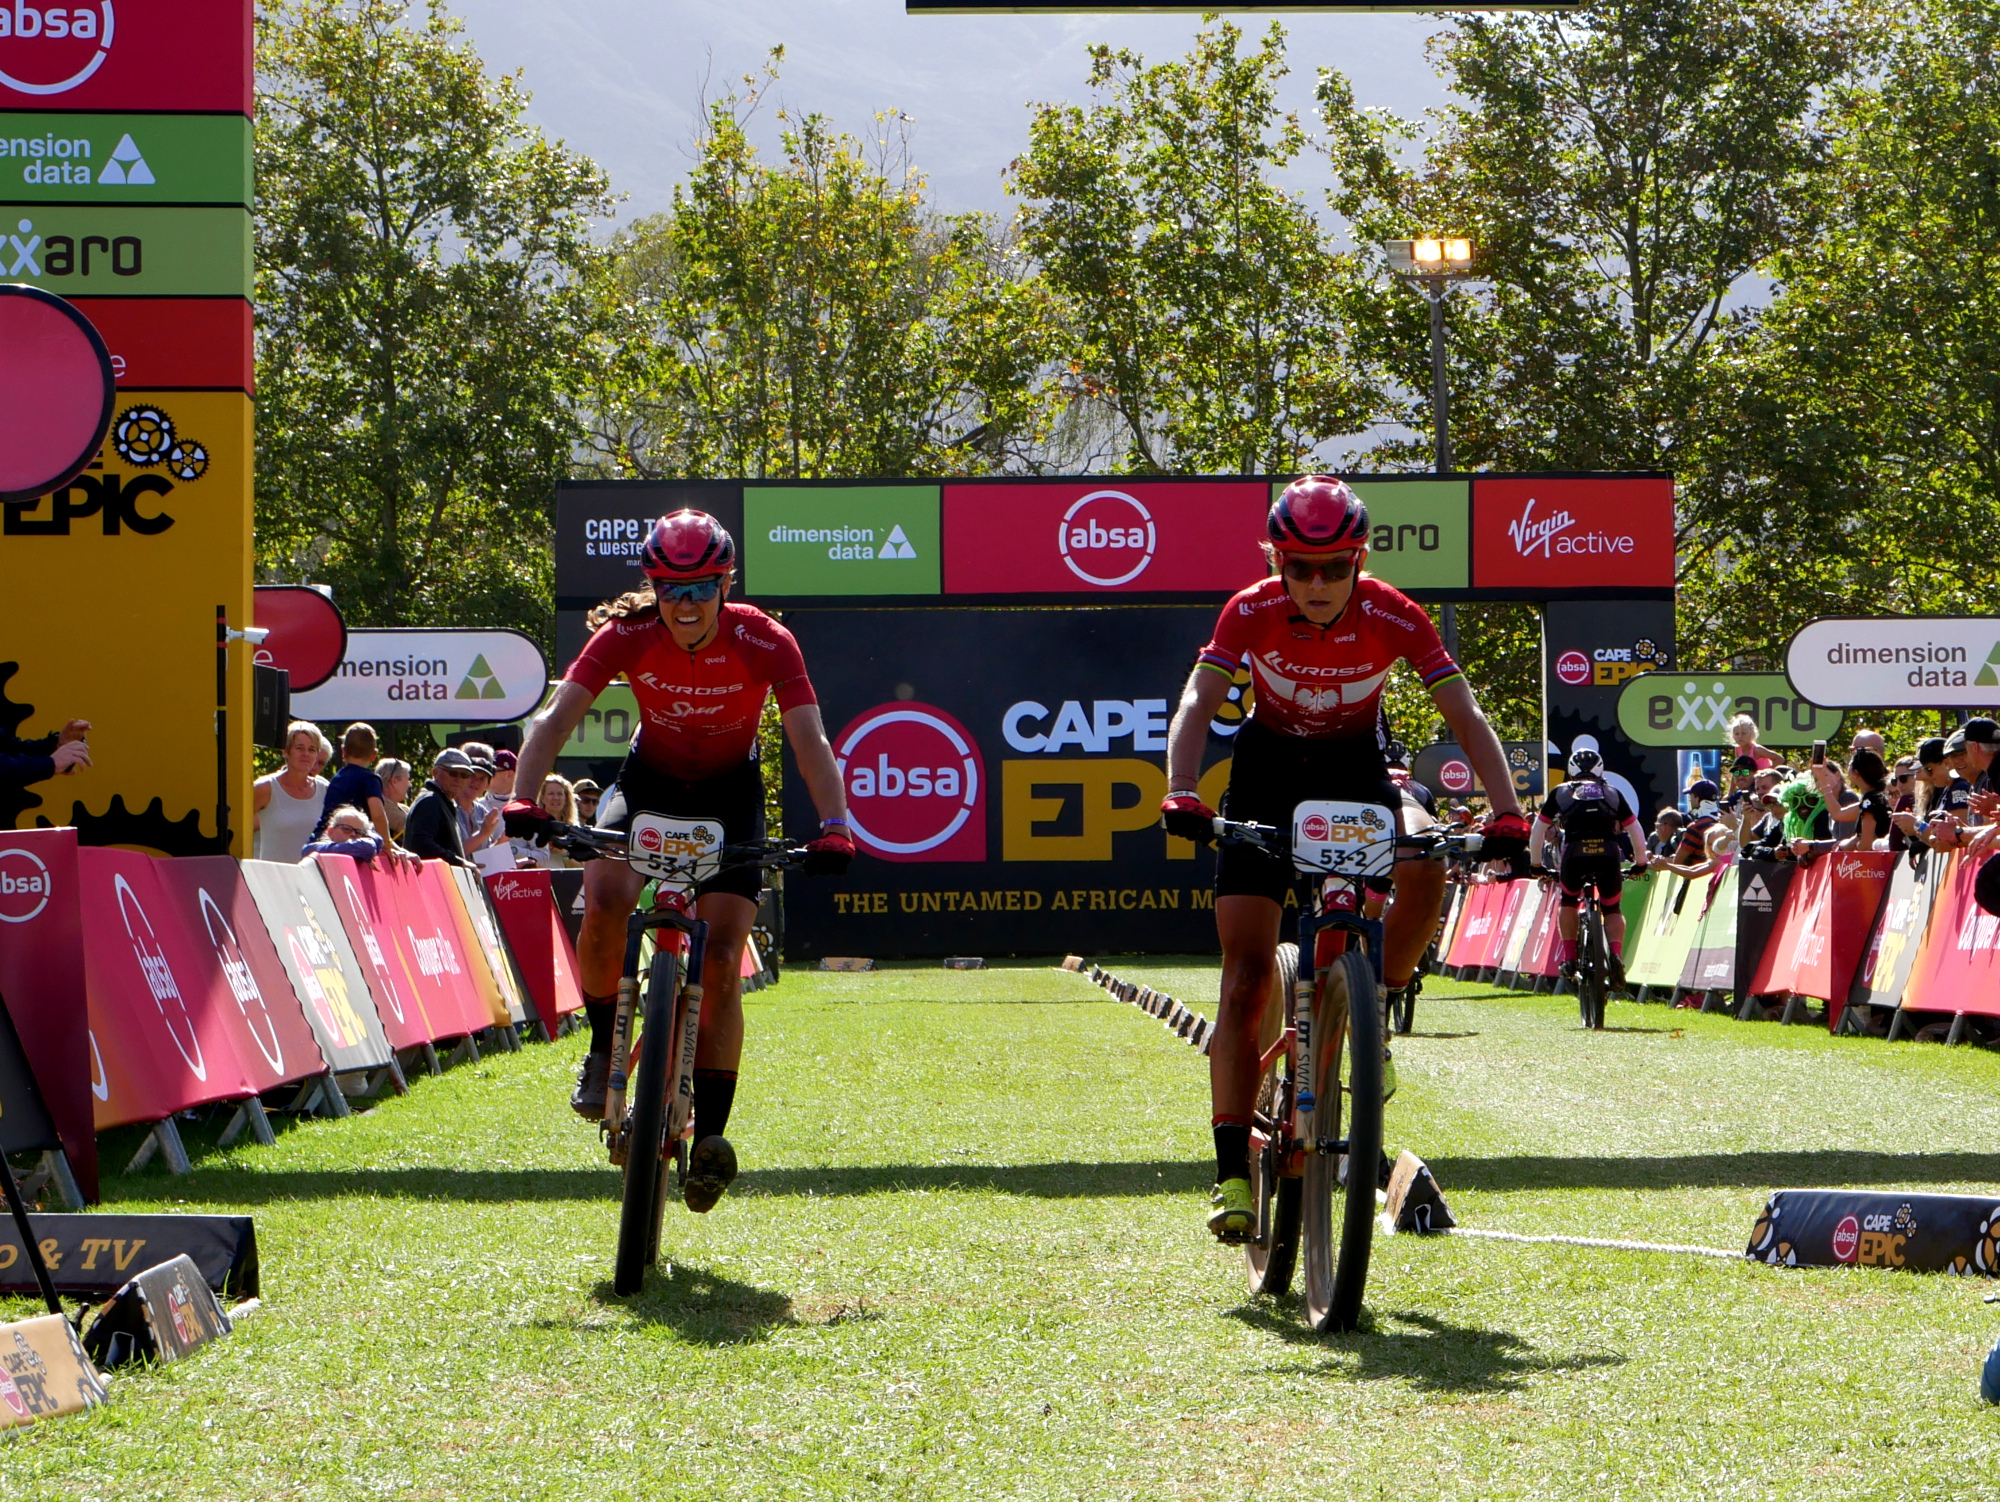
0, 114, 252, 205
1271, 478, 1469, 591
1617, 671, 1844, 749
744, 485, 941, 596
1678, 866, 1740, 990
491, 682, 643, 761
0, 204, 249, 296
1625, 873, 1705, 989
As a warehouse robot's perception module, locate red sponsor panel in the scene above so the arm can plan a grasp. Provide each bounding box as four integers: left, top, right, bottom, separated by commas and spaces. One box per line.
1807, 852, 1893, 1028
375, 860, 486, 1040
0, 0, 252, 114
943, 481, 1268, 595
1471, 477, 1675, 591
420, 861, 509, 1030
76, 847, 254, 1128
68, 298, 251, 392
832, 702, 986, 862
1748, 858, 1823, 999
152, 855, 326, 1090
485, 869, 584, 1039
1519, 886, 1562, 979
1903, 851, 2000, 1016
251, 584, 346, 692
1443, 882, 1498, 969
1479, 881, 1528, 970
0, 828, 95, 1199
313, 853, 436, 1049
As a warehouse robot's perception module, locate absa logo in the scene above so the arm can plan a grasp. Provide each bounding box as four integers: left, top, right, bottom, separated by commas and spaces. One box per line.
1832, 1214, 1859, 1263
1438, 759, 1474, 794
113, 872, 206, 1080
1057, 490, 1156, 587
1555, 650, 1591, 686
0, 846, 52, 922
1301, 813, 1330, 841
834, 702, 986, 862
635, 825, 664, 855
0, 2, 113, 95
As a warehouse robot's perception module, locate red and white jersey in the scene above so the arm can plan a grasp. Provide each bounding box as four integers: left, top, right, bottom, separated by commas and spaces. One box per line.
1198, 575, 1461, 739
564, 603, 817, 780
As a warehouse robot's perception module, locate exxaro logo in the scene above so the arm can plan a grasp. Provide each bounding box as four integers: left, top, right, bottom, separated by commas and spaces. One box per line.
1506, 497, 1635, 560
0, 3, 113, 95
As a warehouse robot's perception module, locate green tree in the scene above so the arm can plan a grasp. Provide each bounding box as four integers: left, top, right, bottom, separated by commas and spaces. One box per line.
1685, 0, 2000, 673
255, 0, 621, 635
593, 57, 1059, 480
1011, 21, 1379, 475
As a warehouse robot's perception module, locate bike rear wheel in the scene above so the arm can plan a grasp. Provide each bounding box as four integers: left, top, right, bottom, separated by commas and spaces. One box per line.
613, 950, 681, 1296
1247, 944, 1301, 1297
1578, 906, 1608, 1031
1302, 947, 1383, 1334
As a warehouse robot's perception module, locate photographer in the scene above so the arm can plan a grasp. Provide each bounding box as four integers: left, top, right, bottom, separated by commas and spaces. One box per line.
0, 713, 91, 791
1792, 748, 1891, 861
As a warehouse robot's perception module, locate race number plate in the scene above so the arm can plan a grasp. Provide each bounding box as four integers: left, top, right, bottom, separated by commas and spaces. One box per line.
1292, 801, 1397, 879
625, 813, 723, 888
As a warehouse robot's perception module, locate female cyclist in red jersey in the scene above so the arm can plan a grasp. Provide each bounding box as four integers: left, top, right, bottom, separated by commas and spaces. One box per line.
1159, 476, 1530, 1241
506, 510, 854, 1213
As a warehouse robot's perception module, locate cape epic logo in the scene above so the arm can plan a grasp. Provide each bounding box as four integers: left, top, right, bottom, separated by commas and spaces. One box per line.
0, 3, 113, 95
0, 846, 52, 922
1058, 490, 1156, 587
834, 703, 986, 862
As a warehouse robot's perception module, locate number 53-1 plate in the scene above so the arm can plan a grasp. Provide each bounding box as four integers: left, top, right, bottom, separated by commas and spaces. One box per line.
1292, 801, 1397, 878
626, 812, 723, 887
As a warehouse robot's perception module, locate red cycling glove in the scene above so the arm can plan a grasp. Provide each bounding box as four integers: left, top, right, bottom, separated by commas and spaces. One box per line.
501, 798, 554, 842
1161, 793, 1218, 845
803, 827, 856, 877
1476, 810, 1531, 861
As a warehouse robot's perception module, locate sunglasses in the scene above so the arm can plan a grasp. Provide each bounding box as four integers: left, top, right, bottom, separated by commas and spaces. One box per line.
656, 576, 723, 604
1281, 556, 1357, 584
329, 824, 366, 839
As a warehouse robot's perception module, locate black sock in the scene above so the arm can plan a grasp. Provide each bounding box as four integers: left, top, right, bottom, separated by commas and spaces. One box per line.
693, 1068, 738, 1141
1212, 1118, 1251, 1184
584, 999, 614, 1054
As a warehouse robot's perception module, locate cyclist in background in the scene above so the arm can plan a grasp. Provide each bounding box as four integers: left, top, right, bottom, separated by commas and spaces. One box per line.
1531, 748, 1650, 987
506, 510, 855, 1213
1160, 476, 1530, 1242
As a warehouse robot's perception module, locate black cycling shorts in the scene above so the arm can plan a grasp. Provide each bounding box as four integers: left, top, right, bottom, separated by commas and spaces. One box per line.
1557, 846, 1624, 909
1215, 720, 1402, 906
597, 754, 766, 902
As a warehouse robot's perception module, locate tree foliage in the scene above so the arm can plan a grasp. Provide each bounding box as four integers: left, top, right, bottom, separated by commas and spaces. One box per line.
255, 0, 620, 634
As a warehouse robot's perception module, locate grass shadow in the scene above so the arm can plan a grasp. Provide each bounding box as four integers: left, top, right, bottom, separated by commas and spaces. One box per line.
1405, 1031, 1480, 1040
572, 1263, 796, 1346
1230, 1305, 1624, 1394
1432, 1150, 2000, 1193
735, 1159, 1209, 1200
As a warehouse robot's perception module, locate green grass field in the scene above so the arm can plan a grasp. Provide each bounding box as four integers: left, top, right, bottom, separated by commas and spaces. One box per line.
9, 966, 2000, 1499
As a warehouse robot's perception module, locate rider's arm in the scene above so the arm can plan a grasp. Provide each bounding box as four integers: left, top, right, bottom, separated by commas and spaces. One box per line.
1165, 665, 1235, 792
1529, 815, 1553, 868
1430, 679, 1522, 820
781, 704, 849, 828
512, 681, 596, 814
1624, 816, 1650, 868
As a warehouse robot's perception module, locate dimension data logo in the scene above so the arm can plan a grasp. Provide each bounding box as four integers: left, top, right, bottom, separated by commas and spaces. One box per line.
766, 524, 918, 561
0, 3, 113, 95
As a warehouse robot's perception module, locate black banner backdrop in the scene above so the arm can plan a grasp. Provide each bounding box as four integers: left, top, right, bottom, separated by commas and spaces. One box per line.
1735, 858, 1800, 1003
0, 995, 60, 1157
1542, 599, 1680, 827
1749, 1189, 2000, 1275
782, 608, 1243, 957
554, 481, 745, 667
0, 1214, 259, 1298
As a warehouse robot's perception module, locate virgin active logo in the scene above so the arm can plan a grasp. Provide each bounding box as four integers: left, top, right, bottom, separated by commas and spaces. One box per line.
834, 702, 986, 861
0, 2, 113, 95
1058, 490, 1156, 587
0, 846, 52, 922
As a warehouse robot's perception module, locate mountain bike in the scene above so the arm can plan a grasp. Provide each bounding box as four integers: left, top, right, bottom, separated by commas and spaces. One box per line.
1537, 863, 1645, 1031
1228, 804, 1485, 1333
546, 816, 808, 1295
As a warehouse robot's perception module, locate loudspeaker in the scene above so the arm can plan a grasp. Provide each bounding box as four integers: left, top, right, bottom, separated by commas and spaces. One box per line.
252, 665, 291, 749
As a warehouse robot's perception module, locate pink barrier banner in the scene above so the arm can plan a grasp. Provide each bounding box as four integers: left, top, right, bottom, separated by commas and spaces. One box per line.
1748, 851, 1894, 1017
415, 863, 507, 1033
382, 862, 487, 1040
154, 857, 327, 1092
0, 828, 96, 1200
1903, 850, 2000, 1016
485, 871, 584, 1039
77, 849, 256, 1130
1444, 883, 1500, 969
238, 860, 394, 1073
314, 854, 438, 1050
1479, 881, 1528, 971
1519, 884, 1562, 980
451, 868, 531, 1026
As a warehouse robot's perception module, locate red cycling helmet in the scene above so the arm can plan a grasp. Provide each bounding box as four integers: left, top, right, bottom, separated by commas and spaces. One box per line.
1268, 475, 1370, 556
640, 509, 736, 579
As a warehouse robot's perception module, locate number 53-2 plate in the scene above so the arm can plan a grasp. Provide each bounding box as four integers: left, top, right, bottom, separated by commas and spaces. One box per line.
1292, 801, 1397, 879
626, 812, 723, 887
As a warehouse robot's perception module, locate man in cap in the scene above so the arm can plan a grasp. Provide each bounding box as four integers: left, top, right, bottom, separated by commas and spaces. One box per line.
571, 779, 601, 825
403, 748, 480, 868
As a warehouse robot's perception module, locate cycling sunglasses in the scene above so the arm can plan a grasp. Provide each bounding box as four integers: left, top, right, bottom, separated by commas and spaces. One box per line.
1281, 556, 1357, 584
655, 576, 724, 604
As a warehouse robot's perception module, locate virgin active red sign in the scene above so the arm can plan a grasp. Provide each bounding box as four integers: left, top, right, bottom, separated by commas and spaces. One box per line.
832, 703, 986, 862
0, 0, 249, 112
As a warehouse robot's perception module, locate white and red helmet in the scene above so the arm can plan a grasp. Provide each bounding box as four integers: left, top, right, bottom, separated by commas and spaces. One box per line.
1268, 475, 1370, 556
639, 509, 736, 579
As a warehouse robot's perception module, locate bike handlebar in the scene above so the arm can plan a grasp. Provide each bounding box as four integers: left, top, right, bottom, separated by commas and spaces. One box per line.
540, 820, 811, 872
1210, 816, 1490, 862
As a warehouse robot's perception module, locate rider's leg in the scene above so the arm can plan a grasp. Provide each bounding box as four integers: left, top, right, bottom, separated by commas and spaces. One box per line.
689, 890, 757, 1138
1212, 894, 1283, 1183
1554, 888, 1581, 969
1382, 859, 1445, 989
577, 857, 646, 1046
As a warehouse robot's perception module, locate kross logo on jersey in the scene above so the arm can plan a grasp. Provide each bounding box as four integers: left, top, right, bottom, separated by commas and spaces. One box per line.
1057, 490, 1156, 587
0, 2, 112, 95
834, 703, 986, 862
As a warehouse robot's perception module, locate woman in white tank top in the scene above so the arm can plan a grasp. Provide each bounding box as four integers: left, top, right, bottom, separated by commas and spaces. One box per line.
254, 722, 330, 861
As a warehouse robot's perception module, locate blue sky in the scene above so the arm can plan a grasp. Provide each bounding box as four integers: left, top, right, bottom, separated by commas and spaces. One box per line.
449, 0, 1453, 225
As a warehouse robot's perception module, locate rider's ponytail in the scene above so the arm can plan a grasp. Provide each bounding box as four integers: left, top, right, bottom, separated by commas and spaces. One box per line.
587, 586, 658, 628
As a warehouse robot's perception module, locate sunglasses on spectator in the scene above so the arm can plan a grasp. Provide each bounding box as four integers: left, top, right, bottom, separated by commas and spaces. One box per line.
329, 823, 367, 839
1281, 557, 1356, 584
657, 577, 724, 604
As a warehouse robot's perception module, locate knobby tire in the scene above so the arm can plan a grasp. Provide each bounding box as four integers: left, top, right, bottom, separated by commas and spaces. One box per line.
613, 950, 680, 1296
1303, 947, 1383, 1335
1247, 943, 1301, 1297
1579, 907, 1608, 1031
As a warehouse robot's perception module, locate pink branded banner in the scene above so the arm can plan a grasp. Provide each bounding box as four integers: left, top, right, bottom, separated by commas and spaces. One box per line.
153, 857, 326, 1092
77, 848, 256, 1130
1747, 851, 1895, 1017
237, 860, 394, 1073
0, 828, 95, 1199
1444, 883, 1502, 970
485, 870, 584, 1039
1477, 881, 1528, 972
313, 854, 437, 1050
1518, 884, 1563, 980
1903, 851, 2000, 1016
401, 862, 493, 1038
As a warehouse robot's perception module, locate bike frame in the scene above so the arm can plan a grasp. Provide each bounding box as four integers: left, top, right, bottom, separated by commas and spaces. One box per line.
604, 884, 709, 1169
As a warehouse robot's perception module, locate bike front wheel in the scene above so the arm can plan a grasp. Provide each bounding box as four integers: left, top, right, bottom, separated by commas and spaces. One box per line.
613, 950, 681, 1296
1579, 907, 1608, 1031
1302, 946, 1383, 1334
1246, 944, 1302, 1297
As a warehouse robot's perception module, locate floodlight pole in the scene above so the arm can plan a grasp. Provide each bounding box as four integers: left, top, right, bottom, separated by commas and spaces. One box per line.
1424, 278, 1457, 657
